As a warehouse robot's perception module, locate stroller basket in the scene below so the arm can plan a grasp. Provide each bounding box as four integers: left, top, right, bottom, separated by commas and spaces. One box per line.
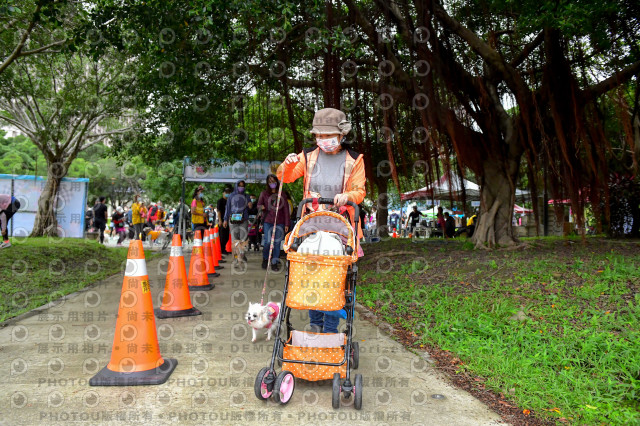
282, 330, 347, 381
284, 210, 357, 311
286, 252, 351, 311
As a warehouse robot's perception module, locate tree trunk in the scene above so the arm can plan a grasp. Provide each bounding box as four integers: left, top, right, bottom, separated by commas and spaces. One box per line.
472, 158, 520, 248
375, 178, 389, 237
31, 160, 65, 237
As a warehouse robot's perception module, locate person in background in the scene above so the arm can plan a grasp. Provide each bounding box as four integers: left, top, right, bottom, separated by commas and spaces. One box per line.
436, 206, 445, 229
257, 174, 290, 271
140, 201, 148, 237
0, 194, 20, 248
108, 215, 115, 238
247, 208, 259, 252
408, 205, 426, 233
223, 180, 249, 262
145, 201, 156, 228
154, 201, 166, 227
167, 208, 174, 229
247, 198, 259, 251
112, 206, 127, 246
131, 195, 145, 240
172, 206, 180, 233
92, 196, 108, 244
125, 205, 134, 239
217, 185, 232, 254
206, 204, 216, 229
85, 205, 94, 231
389, 211, 399, 232
191, 185, 207, 236
444, 211, 455, 238
435, 206, 446, 239
359, 204, 367, 231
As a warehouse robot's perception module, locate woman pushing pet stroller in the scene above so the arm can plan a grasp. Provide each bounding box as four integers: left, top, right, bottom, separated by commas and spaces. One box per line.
254, 108, 366, 409
278, 107, 366, 332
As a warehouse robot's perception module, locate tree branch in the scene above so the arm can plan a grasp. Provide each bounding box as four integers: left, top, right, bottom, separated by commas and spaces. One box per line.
583, 60, 640, 101
510, 31, 544, 68
18, 39, 66, 57
0, 1, 43, 75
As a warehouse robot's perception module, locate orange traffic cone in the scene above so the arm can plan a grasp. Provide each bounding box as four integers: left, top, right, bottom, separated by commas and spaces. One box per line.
392, 230, 397, 238
188, 230, 214, 291
155, 234, 202, 319
226, 231, 232, 254
90, 240, 177, 386
215, 225, 226, 263
203, 229, 220, 279
210, 228, 223, 269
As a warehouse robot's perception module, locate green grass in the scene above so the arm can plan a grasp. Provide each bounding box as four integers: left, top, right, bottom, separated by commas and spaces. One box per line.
0, 238, 159, 322
358, 238, 640, 424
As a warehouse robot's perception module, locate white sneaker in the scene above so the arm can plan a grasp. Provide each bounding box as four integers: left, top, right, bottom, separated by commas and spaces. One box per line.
0, 241, 11, 248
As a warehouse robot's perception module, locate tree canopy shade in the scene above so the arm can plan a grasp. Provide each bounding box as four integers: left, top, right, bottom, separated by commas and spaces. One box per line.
83, 0, 640, 244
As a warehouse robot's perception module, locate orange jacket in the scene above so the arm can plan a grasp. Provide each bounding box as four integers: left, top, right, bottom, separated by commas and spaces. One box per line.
277, 146, 366, 239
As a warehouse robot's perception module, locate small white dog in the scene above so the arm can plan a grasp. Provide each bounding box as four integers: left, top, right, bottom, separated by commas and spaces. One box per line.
246, 302, 281, 342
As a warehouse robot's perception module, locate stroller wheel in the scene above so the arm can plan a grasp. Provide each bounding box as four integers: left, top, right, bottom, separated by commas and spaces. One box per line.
331, 373, 341, 409
254, 367, 273, 400
354, 374, 363, 410
273, 371, 295, 404
351, 341, 360, 370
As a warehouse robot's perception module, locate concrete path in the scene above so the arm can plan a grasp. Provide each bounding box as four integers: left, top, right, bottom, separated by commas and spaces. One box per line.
0, 247, 506, 425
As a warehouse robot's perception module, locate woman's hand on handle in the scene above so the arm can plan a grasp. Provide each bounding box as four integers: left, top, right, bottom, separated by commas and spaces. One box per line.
284, 153, 299, 165
333, 193, 349, 207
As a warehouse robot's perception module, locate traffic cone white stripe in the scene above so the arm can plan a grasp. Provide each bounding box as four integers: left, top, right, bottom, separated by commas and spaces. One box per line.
170, 246, 183, 257
194, 238, 202, 247
125, 258, 148, 277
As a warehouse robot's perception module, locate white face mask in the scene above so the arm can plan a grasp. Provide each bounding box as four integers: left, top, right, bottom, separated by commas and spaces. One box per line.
317, 137, 340, 153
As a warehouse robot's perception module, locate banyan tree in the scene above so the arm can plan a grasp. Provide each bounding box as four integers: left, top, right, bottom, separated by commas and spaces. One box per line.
87, 0, 640, 245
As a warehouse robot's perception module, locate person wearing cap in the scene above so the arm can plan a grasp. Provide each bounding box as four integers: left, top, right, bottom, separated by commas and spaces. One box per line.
111, 206, 127, 246
278, 107, 366, 334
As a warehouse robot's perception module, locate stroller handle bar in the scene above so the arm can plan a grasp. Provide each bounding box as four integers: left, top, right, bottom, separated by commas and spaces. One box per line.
296, 198, 360, 229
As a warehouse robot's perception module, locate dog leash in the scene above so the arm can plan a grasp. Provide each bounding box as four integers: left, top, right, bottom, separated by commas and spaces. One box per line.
260, 167, 285, 306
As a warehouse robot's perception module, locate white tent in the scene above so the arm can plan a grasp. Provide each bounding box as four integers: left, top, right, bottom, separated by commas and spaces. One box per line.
401, 174, 481, 201
418, 206, 453, 218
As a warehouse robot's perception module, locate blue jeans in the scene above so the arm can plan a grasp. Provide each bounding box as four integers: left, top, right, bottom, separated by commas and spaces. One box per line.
262, 222, 284, 265
309, 310, 340, 333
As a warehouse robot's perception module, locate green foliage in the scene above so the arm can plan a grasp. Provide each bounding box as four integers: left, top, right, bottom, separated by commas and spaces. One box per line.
358, 238, 640, 423
0, 237, 163, 322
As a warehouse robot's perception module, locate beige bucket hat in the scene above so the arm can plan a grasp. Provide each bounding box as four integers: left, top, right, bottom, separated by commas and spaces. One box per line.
310, 108, 352, 135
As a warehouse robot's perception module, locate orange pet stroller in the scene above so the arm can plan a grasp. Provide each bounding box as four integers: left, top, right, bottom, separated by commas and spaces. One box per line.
254, 198, 363, 409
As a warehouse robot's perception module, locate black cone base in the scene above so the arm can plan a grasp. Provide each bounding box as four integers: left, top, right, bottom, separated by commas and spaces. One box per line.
154, 307, 201, 319
208, 272, 220, 279
219, 259, 227, 263
215, 265, 224, 269
188, 283, 215, 291
89, 358, 178, 386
